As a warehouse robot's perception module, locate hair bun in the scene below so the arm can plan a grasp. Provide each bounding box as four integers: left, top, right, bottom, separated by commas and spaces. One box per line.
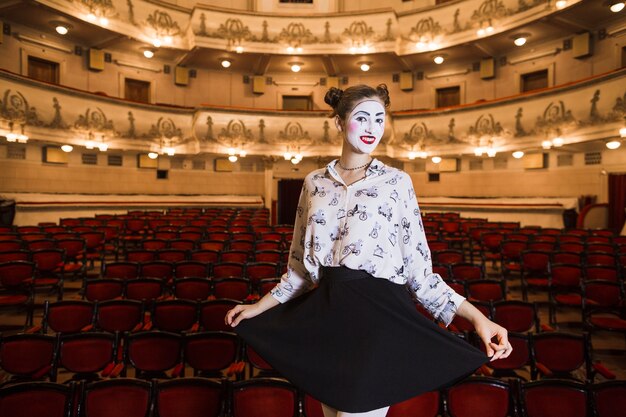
376, 84, 390, 108
324, 87, 344, 109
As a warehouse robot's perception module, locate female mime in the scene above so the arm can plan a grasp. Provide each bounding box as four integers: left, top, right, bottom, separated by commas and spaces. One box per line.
226, 84, 512, 417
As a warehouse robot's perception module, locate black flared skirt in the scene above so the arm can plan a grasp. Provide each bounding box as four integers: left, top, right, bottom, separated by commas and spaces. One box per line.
235, 266, 488, 413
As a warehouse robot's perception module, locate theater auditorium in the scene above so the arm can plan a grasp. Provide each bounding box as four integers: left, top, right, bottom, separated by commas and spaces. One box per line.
0, 0, 625, 416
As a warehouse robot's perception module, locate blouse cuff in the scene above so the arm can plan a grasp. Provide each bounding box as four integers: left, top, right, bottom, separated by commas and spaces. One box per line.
437, 292, 467, 327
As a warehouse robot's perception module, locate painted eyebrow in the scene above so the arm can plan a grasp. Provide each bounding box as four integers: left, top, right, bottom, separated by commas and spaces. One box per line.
354, 111, 385, 116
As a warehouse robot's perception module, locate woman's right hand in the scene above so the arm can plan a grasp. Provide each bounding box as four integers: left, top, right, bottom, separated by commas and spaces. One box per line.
225, 304, 262, 327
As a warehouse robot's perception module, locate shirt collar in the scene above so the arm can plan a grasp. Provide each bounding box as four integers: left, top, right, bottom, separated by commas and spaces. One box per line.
326, 158, 385, 183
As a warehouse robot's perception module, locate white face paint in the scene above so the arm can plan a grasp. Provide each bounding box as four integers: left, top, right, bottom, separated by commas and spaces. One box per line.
343, 99, 385, 154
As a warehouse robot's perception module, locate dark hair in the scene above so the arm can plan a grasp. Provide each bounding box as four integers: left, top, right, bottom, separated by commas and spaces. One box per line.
324, 84, 390, 120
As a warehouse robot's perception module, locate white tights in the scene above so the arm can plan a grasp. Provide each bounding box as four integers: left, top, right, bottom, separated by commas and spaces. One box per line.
321, 403, 389, 417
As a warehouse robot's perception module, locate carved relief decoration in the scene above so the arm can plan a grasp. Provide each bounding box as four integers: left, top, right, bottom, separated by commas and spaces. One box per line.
471, 0, 513, 24
468, 113, 505, 138
278, 23, 318, 47
145, 117, 183, 140
533, 101, 577, 136
342, 21, 376, 48
407, 17, 442, 43
146, 10, 181, 38
218, 119, 253, 145
74, 107, 116, 133
0, 89, 42, 126
278, 122, 310, 143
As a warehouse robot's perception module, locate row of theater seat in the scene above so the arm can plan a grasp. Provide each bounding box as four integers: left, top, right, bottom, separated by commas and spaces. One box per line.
1, 375, 623, 417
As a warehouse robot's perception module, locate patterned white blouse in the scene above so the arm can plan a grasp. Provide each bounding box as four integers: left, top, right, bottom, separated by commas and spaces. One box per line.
269, 158, 466, 326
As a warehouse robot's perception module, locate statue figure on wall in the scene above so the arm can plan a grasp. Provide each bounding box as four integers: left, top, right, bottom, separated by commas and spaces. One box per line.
47, 97, 68, 129
205, 116, 215, 141
259, 119, 266, 143
126, 111, 136, 138
589, 89, 601, 122
514, 107, 526, 136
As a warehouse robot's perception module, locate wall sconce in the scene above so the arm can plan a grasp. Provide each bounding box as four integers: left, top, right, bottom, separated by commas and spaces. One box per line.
61, 145, 73, 152
4, 123, 29, 143
431, 156, 442, 164
512, 151, 525, 159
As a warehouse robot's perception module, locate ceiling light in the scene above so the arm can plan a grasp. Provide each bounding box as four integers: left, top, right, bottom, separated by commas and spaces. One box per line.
606, 140, 621, 149
431, 156, 442, 164
408, 152, 416, 160
359, 62, 370, 72
239, 149, 247, 157
6, 132, 18, 142
85, 141, 95, 149
55, 25, 69, 35
98, 143, 108, 151
152, 38, 162, 48
474, 147, 484, 156
235, 46, 243, 53
163, 36, 173, 45
609, 1, 625, 12
555, 0, 567, 9
514, 37, 527, 46
286, 46, 294, 53
148, 152, 159, 159
512, 151, 525, 159
227, 147, 236, 156
552, 137, 564, 147
228, 155, 238, 162
143, 49, 154, 59
433, 55, 445, 64
283, 152, 292, 160
86, 13, 97, 22
289, 62, 303, 72
291, 157, 300, 165
61, 145, 73, 152
542, 140, 552, 149
486, 148, 497, 157
221, 59, 231, 68
620, 127, 626, 137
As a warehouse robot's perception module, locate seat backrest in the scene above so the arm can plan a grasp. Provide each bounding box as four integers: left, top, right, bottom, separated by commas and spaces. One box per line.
521, 380, 588, 417
156, 378, 224, 417
95, 299, 144, 333
184, 331, 239, 374
0, 381, 72, 417
591, 381, 626, 417
232, 378, 298, 417
44, 300, 94, 334
445, 377, 512, 417
81, 378, 152, 417
199, 300, 242, 332
0, 333, 56, 379
387, 390, 440, 417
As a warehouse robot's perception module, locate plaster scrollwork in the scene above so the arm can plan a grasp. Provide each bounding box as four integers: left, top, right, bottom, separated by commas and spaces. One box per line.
79, 0, 118, 21
145, 117, 183, 141
608, 91, 626, 120
218, 119, 253, 146
278, 23, 318, 47
74, 107, 116, 134
517, 0, 546, 13
342, 21, 376, 49
278, 122, 310, 144
467, 113, 509, 148
146, 10, 181, 39
471, 0, 513, 27
0, 89, 42, 126
400, 122, 437, 150
533, 101, 577, 136
215, 19, 254, 46
407, 17, 442, 43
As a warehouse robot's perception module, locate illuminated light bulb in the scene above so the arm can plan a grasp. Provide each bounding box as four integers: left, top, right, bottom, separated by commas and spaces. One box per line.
408, 152, 416, 160
487, 148, 497, 157
415, 41, 426, 50
85, 141, 95, 149
474, 147, 484, 156
221, 60, 231, 68
431, 156, 442, 164
619, 127, 626, 137
477, 28, 485, 36
17, 134, 28, 143
514, 37, 527, 46
227, 147, 236, 156
360, 63, 370, 72
61, 145, 73, 152
286, 46, 294, 53
239, 150, 247, 157
433, 55, 444, 64
55, 25, 69, 35
606, 140, 621, 150
296, 47, 303, 53
541, 140, 552, 149
228, 155, 238, 162
98, 143, 108, 152
6, 132, 18, 142
235, 46, 243, 53
294, 153, 303, 161
291, 157, 300, 165
428, 42, 439, 51
349, 46, 357, 54
143, 50, 154, 59
555, 0, 567, 9
485, 26, 494, 34
163, 36, 172, 45
163, 147, 175, 156
291, 64, 301, 72
552, 137, 564, 147
512, 151, 525, 159
610, 2, 625, 12
87, 13, 96, 22
99, 17, 108, 26
148, 152, 159, 159
418, 151, 428, 159
152, 38, 162, 48
359, 45, 369, 54
284, 152, 292, 161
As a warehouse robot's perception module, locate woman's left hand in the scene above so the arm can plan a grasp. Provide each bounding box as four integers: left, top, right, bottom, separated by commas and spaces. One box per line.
474, 317, 513, 362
